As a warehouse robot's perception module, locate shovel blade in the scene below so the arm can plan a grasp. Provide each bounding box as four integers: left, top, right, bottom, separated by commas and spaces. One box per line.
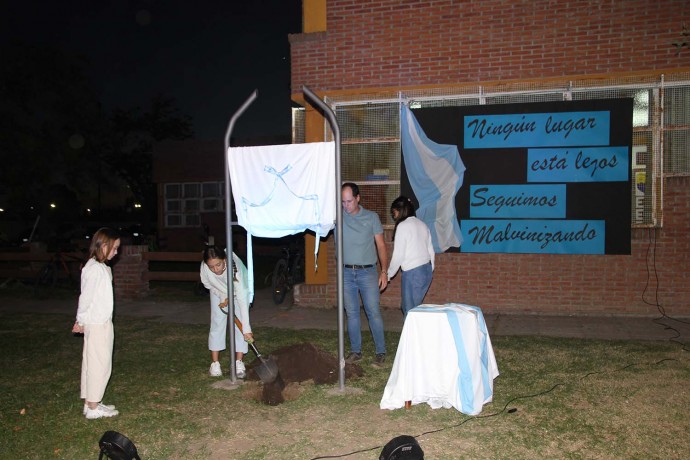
255, 357, 279, 384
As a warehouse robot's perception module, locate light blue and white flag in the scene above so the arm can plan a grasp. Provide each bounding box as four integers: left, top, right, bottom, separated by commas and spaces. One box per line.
400, 104, 466, 252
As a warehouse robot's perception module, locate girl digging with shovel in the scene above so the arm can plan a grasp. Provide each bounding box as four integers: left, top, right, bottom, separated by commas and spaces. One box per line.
200, 245, 252, 378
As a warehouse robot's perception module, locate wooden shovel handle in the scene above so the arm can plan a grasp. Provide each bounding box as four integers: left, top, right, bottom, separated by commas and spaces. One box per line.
233, 316, 244, 333
233, 315, 255, 345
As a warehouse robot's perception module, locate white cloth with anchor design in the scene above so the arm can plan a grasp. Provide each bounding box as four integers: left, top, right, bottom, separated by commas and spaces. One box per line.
227, 141, 336, 300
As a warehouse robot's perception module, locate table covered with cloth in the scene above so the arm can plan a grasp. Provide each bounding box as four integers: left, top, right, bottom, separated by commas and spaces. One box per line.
380, 303, 499, 415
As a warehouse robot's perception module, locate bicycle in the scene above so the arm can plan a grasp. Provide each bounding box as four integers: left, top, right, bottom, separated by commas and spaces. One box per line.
271, 245, 304, 305
34, 250, 84, 295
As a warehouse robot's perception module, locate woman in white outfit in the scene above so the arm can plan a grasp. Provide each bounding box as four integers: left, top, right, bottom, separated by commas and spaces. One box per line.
72, 227, 121, 419
387, 196, 435, 319
200, 245, 253, 378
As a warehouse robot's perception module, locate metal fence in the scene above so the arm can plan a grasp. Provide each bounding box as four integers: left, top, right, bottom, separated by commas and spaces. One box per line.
299, 71, 690, 228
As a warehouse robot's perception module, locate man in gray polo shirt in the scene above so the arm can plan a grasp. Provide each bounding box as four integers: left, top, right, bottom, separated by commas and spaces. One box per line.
341, 182, 388, 366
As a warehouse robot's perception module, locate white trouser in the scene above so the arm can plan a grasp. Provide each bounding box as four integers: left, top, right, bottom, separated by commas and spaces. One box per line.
80, 320, 114, 403
208, 292, 248, 354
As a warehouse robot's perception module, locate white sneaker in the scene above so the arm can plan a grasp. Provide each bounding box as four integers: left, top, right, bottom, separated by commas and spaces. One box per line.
85, 404, 119, 419
235, 360, 246, 379
83, 402, 116, 415
209, 361, 222, 377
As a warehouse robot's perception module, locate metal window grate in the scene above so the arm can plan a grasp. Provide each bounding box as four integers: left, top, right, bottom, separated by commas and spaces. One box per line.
292, 107, 306, 144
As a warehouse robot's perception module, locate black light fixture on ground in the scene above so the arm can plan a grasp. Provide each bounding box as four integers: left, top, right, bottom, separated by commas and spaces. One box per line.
379, 435, 424, 460
98, 431, 140, 460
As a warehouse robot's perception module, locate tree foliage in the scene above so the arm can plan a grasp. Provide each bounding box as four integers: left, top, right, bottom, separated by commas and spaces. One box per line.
105, 95, 193, 216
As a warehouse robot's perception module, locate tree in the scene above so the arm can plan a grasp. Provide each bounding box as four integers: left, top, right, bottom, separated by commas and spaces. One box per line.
104, 95, 193, 226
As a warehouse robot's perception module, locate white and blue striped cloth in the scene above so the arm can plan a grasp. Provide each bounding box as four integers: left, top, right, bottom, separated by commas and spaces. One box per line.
381, 303, 499, 415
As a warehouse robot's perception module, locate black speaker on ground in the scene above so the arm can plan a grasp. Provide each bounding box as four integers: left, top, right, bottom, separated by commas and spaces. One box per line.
379, 435, 424, 460
98, 431, 140, 460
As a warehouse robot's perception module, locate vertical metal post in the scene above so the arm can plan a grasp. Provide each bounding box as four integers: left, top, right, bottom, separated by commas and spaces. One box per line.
302, 86, 345, 390
223, 89, 258, 383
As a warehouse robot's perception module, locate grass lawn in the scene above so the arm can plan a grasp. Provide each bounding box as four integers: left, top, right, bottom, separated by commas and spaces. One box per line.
0, 309, 688, 459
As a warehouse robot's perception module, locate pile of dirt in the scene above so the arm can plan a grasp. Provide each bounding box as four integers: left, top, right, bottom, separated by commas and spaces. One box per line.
245, 342, 363, 405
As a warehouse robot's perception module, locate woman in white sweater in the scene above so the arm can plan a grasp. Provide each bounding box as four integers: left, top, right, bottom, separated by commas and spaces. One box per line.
72, 227, 121, 419
387, 196, 435, 318
200, 245, 252, 378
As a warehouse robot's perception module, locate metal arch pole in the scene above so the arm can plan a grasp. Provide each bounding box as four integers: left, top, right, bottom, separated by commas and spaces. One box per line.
223, 89, 258, 384
302, 85, 345, 391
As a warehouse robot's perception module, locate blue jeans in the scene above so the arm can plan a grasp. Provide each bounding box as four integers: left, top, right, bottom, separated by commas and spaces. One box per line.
343, 266, 386, 354
401, 262, 433, 318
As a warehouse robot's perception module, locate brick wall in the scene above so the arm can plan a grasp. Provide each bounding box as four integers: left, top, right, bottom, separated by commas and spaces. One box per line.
290, 0, 690, 316
290, 0, 690, 92
295, 176, 689, 316
113, 245, 148, 301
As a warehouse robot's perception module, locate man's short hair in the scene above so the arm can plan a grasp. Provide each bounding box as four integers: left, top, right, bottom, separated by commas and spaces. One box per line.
342, 182, 360, 196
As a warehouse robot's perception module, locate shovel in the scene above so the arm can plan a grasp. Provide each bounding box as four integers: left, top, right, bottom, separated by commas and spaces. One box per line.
233, 316, 279, 384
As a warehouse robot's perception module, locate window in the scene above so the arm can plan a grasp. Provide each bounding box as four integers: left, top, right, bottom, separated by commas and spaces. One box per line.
164, 181, 224, 228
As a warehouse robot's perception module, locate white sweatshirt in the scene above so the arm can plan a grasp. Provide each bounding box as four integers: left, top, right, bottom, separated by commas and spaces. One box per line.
387, 216, 435, 280
76, 258, 114, 325
200, 252, 252, 334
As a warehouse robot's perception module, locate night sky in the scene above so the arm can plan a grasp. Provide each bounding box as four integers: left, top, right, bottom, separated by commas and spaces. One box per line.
1, 0, 302, 140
